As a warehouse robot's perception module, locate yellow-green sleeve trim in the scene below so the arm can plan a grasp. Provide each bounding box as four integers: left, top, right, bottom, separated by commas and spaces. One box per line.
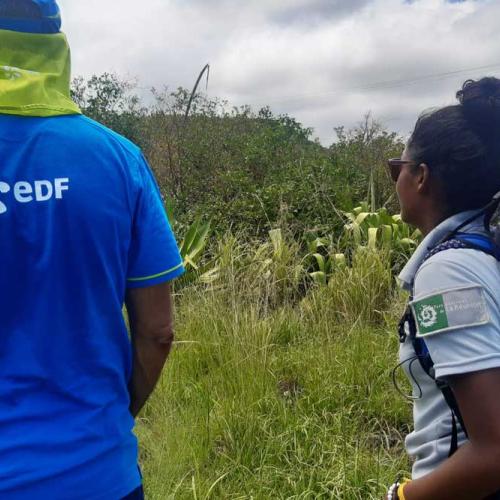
127, 262, 184, 282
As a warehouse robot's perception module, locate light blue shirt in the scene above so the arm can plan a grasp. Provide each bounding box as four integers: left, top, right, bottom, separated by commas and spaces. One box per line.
398, 211, 500, 478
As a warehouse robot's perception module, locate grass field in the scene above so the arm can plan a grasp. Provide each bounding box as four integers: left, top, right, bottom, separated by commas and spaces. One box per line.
135, 244, 412, 499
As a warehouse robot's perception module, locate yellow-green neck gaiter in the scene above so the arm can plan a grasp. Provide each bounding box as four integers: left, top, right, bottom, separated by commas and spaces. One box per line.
0, 29, 81, 117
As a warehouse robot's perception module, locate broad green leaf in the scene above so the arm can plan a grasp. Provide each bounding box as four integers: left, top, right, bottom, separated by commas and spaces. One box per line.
312, 253, 326, 273
310, 271, 327, 286
354, 212, 371, 225
186, 222, 211, 261
180, 219, 201, 257
367, 227, 378, 249
333, 253, 346, 267
381, 225, 392, 245
399, 237, 417, 247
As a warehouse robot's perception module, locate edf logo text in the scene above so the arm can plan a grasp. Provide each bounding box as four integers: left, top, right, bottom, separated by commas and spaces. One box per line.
0, 178, 70, 215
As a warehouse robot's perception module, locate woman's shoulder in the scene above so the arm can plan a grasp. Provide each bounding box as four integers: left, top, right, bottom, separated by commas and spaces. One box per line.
413, 247, 500, 380
415, 247, 499, 298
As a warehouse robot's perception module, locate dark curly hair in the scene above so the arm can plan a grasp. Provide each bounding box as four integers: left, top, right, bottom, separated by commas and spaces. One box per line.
408, 77, 500, 222
0, 0, 42, 19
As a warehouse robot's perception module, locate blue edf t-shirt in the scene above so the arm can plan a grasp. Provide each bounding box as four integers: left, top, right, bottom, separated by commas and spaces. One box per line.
0, 114, 184, 499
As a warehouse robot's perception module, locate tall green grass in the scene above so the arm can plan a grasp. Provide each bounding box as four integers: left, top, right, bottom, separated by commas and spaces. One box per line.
135, 238, 412, 499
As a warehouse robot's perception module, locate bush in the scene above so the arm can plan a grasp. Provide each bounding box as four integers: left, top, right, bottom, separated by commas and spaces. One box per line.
73, 74, 406, 239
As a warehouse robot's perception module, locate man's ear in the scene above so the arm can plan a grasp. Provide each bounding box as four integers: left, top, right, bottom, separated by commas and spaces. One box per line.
416, 163, 431, 193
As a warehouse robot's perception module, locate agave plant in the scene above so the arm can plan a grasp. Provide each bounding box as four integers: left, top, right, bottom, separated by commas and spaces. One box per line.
178, 218, 218, 284
164, 199, 217, 285
305, 236, 346, 286
343, 202, 421, 252
305, 204, 420, 286
180, 218, 210, 269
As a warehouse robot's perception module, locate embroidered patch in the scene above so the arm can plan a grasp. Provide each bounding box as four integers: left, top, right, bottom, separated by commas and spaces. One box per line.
411, 286, 490, 336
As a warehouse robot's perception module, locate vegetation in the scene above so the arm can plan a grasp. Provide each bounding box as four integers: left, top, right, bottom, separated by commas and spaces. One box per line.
74, 74, 417, 499
72, 74, 404, 238
135, 240, 412, 499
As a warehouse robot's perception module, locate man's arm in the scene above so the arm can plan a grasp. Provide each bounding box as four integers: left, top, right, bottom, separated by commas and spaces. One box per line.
125, 282, 175, 418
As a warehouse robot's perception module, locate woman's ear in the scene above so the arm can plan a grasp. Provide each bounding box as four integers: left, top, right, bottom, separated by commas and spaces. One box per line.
416, 163, 431, 193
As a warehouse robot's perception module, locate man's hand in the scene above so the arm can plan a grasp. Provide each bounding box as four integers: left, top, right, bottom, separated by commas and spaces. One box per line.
125, 282, 175, 417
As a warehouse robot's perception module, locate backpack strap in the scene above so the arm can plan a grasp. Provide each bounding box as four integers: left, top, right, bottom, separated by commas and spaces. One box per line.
400, 308, 469, 457
400, 233, 500, 456
413, 332, 469, 456
424, 233, 500, 262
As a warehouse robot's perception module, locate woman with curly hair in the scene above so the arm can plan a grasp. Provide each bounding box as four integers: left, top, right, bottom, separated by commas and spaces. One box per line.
386, 77, 500, 500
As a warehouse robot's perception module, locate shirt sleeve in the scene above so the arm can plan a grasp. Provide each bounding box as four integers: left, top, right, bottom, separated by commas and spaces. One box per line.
412, 250, 500, 380
126, 154, 184, 288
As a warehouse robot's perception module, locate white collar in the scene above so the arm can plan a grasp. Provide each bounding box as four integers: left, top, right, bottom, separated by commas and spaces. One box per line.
398, 210, 486, 292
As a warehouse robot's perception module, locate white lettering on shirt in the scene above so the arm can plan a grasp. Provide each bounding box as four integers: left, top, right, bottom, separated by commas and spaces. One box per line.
34, 180, 53, 202
0, 182, 10, 215
0, 178, 70, 214
54, 178, 69, 199
14, 182, 34, 203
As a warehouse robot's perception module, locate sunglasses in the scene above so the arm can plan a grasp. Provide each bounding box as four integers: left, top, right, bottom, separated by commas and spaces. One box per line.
386, 158, 415, 182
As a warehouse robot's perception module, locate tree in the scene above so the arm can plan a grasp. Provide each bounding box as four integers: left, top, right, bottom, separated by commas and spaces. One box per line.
71, 73, 146, 146
330, 114, 404, 212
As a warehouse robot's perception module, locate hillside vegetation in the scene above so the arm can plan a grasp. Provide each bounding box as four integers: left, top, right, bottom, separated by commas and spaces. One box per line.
74, 74, 416, 499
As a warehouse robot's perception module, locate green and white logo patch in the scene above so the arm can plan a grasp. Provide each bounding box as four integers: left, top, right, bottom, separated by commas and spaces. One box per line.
411, 285, 490, 336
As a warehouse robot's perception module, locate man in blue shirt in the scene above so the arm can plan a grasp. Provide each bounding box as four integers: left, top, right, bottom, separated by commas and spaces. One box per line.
0, 1, 184, 498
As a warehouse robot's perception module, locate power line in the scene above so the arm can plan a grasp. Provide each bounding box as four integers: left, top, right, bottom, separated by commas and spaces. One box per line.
243, 62, 500, 107
130, 61, 500, 112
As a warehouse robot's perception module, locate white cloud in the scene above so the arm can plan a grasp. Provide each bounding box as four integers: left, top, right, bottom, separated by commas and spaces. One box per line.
57, 0, 500, 144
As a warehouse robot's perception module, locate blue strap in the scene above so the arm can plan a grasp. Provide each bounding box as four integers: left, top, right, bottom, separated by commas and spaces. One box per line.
424, 233, 500, 262
455, 233, 500, 261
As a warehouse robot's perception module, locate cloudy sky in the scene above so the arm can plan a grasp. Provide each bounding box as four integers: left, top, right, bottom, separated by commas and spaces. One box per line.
58, 0, 500, 145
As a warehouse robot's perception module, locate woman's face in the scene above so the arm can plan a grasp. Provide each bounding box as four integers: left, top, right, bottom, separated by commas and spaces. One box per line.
395, 146, 422, 226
